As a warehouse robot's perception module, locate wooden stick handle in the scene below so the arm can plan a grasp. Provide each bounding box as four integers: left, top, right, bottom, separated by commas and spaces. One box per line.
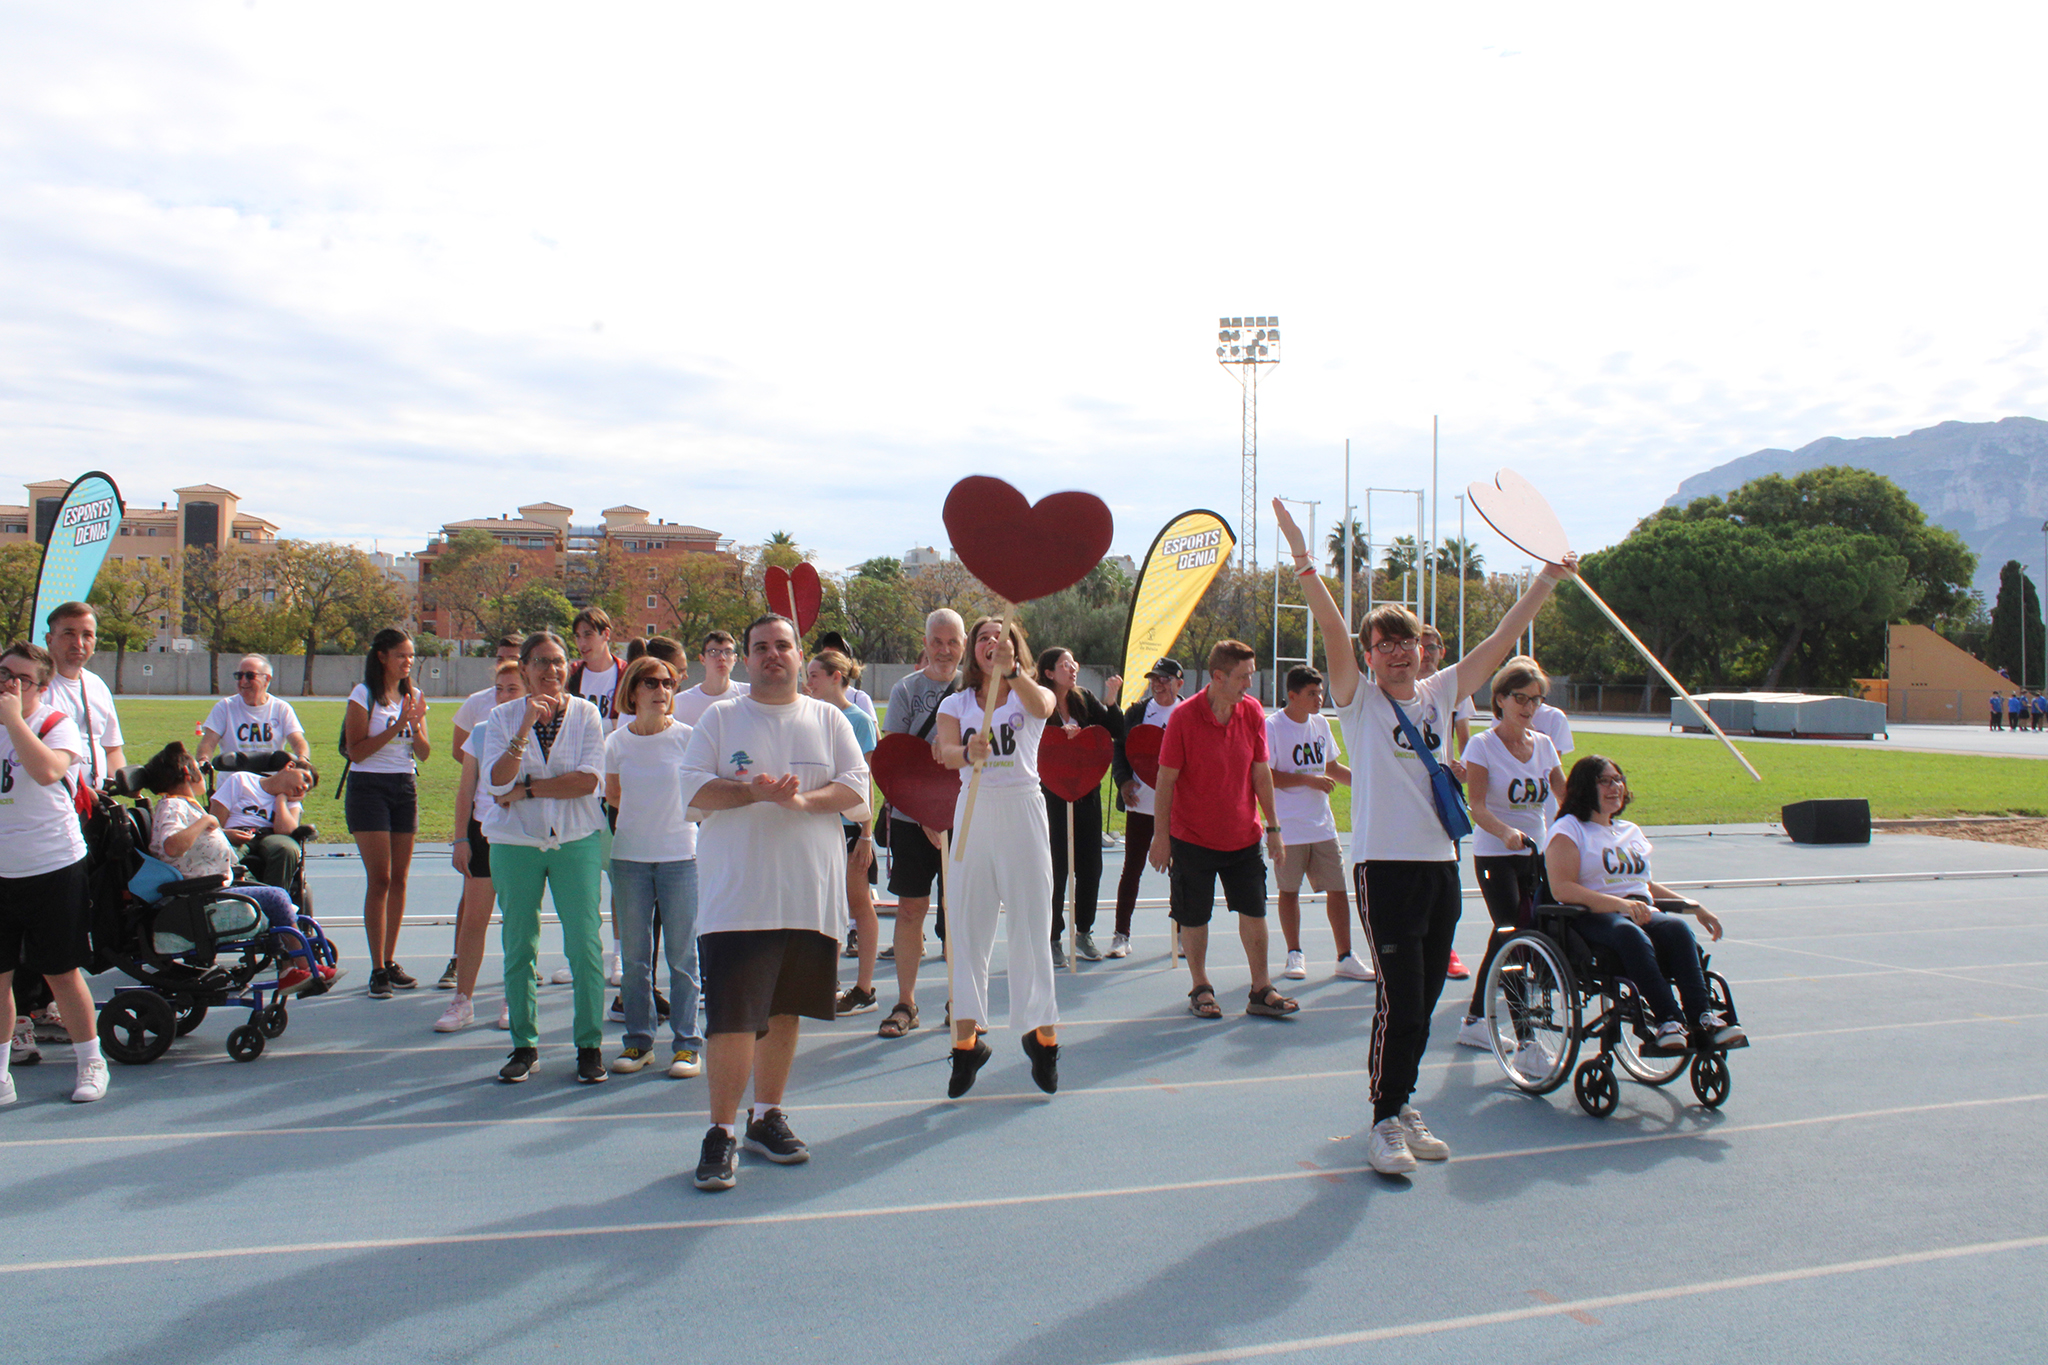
1571, 577, 1762, 783
938, 829, 955, 1030
951, 607, 1011, 861
1066, 798, 1078, 975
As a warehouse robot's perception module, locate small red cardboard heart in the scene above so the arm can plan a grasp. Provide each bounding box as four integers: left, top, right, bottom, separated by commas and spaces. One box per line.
1039, 724, 1114, 803
1466, 469, 1572, 566
1123, 723, 1165, 788
869, 732, 958, 831
763, 563, 822, 635
942, 476, 1115, 604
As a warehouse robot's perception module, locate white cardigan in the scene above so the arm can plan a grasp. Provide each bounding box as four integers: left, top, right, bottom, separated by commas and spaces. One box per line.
475, 695, 607, 850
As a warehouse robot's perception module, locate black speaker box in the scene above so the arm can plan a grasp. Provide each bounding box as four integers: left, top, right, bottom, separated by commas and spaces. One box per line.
1781, 798, 1871, 845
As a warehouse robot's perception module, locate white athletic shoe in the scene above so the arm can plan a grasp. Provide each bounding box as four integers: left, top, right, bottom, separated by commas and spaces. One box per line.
1398, 1105, 1450, 1160
1106, 933, 1131, 959
434, 995, 474, 1033
1456, 1015, 1494, 1051
1511, 1039, 1551, 1078
1283, 949, 1308, 980
1367, 1116, 1418, 1174
668, 1049, 702, 1079
72, 1058, 109, 1103
11, 1016, 40, 1067
493, 1002, 511, 1030
550, 967, 574, 985
1699, 1011, 1746, 1047
1334, 953, 1375, 981
0, 1072, 16, 1106
606, 950, 623, 987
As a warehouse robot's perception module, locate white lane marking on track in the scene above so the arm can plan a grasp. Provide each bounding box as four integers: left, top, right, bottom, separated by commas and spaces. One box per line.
1091, 1235, 2048, 1364
1729, 939, 2048, 995
2, 1093, 2043, 1271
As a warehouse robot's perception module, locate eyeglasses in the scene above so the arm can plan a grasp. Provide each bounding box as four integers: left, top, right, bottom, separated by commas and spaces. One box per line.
1371, 638, 1420, 655
703, 649, 736, 659
233, 671, 265, 682
1597, 775, 1627, 788
1421, 643, 1445, 655
639, 677, 676, 690
1506, 691, 1545, 707
531, 657, 569, 670
2, 669, 38, 685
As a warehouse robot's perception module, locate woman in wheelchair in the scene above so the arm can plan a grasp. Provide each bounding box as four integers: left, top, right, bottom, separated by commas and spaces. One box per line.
1544, 756, 1745, 1051
140, 744, 334, 995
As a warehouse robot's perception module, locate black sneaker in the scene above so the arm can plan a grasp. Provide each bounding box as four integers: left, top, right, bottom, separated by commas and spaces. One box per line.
947, 1039, 992, 1098
367, 967, 393, 1000
743, 1107, 810, 1164
576, 1047, 608, 1084
385, 962, 419, 990
607, 995, 627, 1023
498, 1047, 539, 1083
436, 958, 459, 990
835, 985, 878, 1017
655, 990, 670, 1021
1022, 1030, 1060, 1094
842, 927, 859, 959
694, 1126, 738, 1191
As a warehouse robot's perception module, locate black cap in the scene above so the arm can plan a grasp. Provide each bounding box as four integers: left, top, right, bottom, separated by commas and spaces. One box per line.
1145, 657, 1184, 680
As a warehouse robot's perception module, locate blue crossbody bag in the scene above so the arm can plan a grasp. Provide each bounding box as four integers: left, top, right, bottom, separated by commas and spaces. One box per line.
1390, 694, 1473, 846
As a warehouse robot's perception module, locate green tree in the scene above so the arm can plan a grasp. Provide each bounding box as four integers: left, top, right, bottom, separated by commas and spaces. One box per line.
0, 542, 45, 643
1985, 560, 2044, 687
1435, 537, 1484, 579
88, 557, 178, 692
505, 583, 575, 635
1020, 560, 1135, 669
841, 568, 921, 663
182, 545, 266, 693
1381, 536, 1420, 583
272, 541, 404, 696
1326, 519, 1369, 576
648, 554, 747, 652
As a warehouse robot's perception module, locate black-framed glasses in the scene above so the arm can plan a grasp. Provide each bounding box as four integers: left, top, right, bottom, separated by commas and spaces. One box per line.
1371, 638, 1419, 655
2, 669, 38, 685
233, 671, 264, 681
1506, 691, 1544, 707
639, 676, 677, 690
703, 648, 736, 659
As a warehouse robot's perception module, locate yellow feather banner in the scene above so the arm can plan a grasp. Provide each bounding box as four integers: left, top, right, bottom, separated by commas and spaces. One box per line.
1118, 509, 1235, 690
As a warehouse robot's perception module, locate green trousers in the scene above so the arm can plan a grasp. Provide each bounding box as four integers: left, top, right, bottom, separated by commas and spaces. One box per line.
493, 833, 606, 1049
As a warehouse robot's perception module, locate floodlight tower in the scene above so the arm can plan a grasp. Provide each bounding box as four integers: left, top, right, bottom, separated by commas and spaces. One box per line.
1216, 316, 1280, 574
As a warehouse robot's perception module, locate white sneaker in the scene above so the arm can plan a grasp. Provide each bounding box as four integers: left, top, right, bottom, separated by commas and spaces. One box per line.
0, 1072, 16, 1106
1456, 1015, 1494, 1051
434, 995, 474, 1033
493, 1002, 511, 1030
1653, 1020, 1689, 1049
1334, 953, 1375, 981
668, 1049, 702, 1079
1106, 933, 1131, 959
1397, 1105, 1450, 1160
72, 1058, 110, 1103
606, 950, 623, 987
1699, 1011, 1746, 1046
1283, 949, 1308, 980
1511, 1039, 1551, 1078
11, 1016, 39, 1066
550, 967, 574, 985
1367, 1116, 1418, 1174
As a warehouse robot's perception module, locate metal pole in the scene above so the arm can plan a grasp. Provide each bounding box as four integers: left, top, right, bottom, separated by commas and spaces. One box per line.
1429, 415, 1438, 627
1304, 499, 1317, 676
1271, 551, 1281, 693
2023, 566, 2029, 692
2041, 522, 2047, 692
1456, 492, 1466, 661
1415, 491, 1425, 618
1343, 440, 1353, 642
1364, 496, 1374, 620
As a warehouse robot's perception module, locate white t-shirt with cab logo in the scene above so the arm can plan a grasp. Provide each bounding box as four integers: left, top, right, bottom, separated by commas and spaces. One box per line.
1337, 668, 1462, 865
1547, 814, 1653, 902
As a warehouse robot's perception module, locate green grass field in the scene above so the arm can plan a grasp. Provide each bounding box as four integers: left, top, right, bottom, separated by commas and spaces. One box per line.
103, 699, 2045, 843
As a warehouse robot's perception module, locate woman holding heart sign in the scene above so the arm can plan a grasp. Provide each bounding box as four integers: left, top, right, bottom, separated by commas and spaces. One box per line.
933, 616, 1061, 1098
1035, 647, 1122, 963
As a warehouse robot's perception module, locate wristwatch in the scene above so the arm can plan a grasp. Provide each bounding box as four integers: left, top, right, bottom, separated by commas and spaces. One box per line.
522, 774, 533, 796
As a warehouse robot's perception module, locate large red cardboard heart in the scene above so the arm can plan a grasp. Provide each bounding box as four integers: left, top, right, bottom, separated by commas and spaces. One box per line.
869, 732, 958, 831
1466, 469, 1572, 566
1040, 724, 1114, 803
942, 476, 1115, 604
1123, 723, 1165, 788
764, 563, 822, 635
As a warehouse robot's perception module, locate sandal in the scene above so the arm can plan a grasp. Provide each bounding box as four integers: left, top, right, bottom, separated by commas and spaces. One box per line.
1246, 985, 1300, 1018
877, 1002, 918, 1039
1187, 984, 1223, 1019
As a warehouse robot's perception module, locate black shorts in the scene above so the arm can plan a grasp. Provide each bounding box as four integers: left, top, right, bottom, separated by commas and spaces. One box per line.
0, 857, 92, 975
844, 823, 878, 885
465, 815, 491, 878
885, 815, 946, 899
345, 770, 418, 835
1168, 838, 1268, 927
699, 929, 838, 1037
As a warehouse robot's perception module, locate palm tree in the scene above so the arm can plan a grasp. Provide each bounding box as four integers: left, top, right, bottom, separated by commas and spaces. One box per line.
1326, 519, 1370, 575
1381, 536, 1419, 580
1434, 537, 1484, 579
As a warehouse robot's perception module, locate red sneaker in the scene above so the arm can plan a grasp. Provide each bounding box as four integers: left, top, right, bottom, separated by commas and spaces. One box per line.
315, 965, 338, 983
1446, 949, 1471, 980
278, 967, 314, 994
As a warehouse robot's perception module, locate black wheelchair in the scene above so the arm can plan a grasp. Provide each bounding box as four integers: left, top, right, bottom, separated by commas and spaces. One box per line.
1477, 898, 1747, 1117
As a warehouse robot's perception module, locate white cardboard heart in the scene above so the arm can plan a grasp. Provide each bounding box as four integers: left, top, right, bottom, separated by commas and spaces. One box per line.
1467, 468, 1572, 564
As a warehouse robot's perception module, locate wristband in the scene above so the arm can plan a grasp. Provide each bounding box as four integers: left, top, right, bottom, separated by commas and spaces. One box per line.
1296, 565, 1318, 579
1538, 568, 1563, 585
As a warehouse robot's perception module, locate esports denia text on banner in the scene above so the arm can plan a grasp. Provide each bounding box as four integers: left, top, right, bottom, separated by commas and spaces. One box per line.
1118, 509, 1235, 692
32, 472, 126, 635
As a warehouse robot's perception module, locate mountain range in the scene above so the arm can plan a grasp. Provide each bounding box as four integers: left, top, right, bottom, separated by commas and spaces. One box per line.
1665, 416, 2048, 599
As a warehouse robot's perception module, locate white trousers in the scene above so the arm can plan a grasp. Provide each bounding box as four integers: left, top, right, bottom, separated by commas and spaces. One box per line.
947, 784, 1059, 1033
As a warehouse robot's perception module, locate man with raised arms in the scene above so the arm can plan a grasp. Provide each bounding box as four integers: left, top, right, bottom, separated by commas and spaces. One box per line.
679, 614, 869, 1191
1275, 497, 1574, 1175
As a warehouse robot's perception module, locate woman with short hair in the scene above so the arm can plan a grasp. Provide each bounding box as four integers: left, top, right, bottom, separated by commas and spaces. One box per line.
0, 642, 109, 1103
345, 628, 430, 999
1034, 647, 1122, 963
475, 631, 609, 1084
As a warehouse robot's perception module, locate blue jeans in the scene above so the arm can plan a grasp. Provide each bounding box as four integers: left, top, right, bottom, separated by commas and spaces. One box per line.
612, 858, 702, 1052
1572, 908, 1710, 1026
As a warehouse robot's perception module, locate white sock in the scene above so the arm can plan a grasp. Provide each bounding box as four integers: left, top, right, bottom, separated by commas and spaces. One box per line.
750, 1102, 778, 1121
714, 1122, 736, 1137
74, 1037, 103, 1068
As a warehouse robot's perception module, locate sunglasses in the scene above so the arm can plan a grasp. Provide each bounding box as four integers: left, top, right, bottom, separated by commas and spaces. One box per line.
639, 676, 677, 690
233, 671, 265, 682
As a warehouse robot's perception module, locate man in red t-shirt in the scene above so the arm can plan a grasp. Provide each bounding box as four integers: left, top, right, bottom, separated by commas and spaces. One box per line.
1148, 639, 1295, 1020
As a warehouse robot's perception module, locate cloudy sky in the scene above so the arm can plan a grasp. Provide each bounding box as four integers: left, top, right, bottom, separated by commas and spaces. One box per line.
4, 3, 2045, 579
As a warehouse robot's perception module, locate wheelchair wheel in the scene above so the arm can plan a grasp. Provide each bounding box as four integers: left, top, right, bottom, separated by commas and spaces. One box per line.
98, 991, 176, 1065
1607, 992, 1687, 1087
259, 1003, 288, 1039
226, 1024, 266, 1062
1484, 931, 1580, 1095
1574, 1059, 1620, 1118
171, 998, 209, 1037
1690, 1051, 1731, 1108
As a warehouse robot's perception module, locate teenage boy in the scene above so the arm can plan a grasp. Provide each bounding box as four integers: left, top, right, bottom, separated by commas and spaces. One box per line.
1267, 666, 1370, 982
674, 630, 751, 727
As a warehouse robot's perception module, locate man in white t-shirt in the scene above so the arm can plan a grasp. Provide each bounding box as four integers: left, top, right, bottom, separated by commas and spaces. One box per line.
197, 655, 310, 763
210, 761, 313, 891
569, 609, 625, 728
673, 629, 751, 727
1108, 657, 1184, 958
1276, 497, 1573, 1176
40, 602, 123, 788
1267, 666, 1371, 983
433, 634, 524, 993
679, 614, 868, 1192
